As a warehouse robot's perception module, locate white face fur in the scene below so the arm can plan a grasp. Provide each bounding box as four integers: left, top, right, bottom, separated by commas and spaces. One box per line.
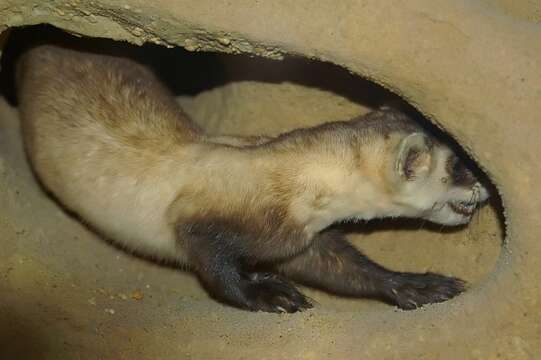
391, 132, 489, 226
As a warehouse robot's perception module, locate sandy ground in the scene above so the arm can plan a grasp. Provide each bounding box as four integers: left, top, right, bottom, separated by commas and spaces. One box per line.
0, 76, 502, 358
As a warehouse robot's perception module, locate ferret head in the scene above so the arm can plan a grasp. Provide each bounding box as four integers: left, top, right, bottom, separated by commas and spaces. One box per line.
386, 129, 489, 226
270, 109, 489, 233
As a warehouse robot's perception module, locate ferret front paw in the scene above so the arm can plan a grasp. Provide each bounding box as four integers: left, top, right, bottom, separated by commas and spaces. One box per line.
242, 273, 313, 313
384, 272, 466, 310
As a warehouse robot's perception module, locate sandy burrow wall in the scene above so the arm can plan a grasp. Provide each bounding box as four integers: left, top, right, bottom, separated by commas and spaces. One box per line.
1, 0, 540, 358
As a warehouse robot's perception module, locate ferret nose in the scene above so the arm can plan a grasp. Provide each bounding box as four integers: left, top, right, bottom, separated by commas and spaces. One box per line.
476, 182, 490, 203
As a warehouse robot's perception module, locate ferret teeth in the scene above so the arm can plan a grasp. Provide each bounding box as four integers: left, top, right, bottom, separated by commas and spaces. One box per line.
449, 201, 475, 216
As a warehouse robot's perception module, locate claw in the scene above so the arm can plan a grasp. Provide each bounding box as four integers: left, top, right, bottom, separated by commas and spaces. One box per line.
243, 273, 312, 313
386, 272, 465, 310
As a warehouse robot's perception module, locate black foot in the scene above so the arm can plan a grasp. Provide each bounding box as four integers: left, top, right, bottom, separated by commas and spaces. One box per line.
242, 273, 313, 313
383, 272, 466, 310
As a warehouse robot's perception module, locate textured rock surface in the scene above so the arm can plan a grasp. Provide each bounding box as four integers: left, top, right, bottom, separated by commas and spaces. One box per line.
0, 0, 539, 359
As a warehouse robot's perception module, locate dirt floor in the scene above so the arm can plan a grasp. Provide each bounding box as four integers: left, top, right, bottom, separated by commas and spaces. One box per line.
1, 0, 541, 359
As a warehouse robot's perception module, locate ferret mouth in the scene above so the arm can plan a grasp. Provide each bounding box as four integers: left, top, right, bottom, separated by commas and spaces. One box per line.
448, 201, 476, 216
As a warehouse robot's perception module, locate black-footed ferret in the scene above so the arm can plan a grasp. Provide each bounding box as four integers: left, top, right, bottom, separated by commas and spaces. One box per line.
16, 44, 489, 313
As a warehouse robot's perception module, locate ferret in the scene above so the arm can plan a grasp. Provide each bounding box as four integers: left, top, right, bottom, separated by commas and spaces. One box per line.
15, 43, 489, 313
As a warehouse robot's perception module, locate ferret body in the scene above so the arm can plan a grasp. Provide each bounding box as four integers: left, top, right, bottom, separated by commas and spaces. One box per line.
16, 44, 488, 312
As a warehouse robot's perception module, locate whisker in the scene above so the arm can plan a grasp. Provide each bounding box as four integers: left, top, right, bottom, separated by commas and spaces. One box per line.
438, 223, 446, 233
433, 202, 445, 212
468, 188, 476, 205
474, 187, 482, 226
417, 218, 427, 232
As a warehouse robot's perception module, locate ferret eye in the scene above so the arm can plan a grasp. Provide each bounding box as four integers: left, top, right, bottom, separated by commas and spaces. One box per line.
452, 159, 466, 174
447, 155, 475, 186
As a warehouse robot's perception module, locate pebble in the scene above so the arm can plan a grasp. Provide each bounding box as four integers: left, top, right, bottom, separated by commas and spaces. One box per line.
218, 37, 231, 46
131, 289, 144, 300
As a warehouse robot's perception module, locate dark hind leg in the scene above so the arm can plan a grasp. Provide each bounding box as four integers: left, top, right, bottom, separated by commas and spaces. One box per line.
179, 219, 312, 313
275, 230, 465, 310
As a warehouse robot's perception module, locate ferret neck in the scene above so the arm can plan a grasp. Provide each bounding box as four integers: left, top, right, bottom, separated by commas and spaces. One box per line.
261, 147, 394, 236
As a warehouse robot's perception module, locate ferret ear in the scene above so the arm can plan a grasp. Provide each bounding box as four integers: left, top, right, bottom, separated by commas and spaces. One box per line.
395, 133, 433, 181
